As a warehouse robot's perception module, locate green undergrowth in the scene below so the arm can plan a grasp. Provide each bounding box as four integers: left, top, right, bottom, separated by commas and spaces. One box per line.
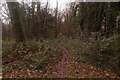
2, 35, 120, 77
61, 35, 120, 76
2, 39, 62, 73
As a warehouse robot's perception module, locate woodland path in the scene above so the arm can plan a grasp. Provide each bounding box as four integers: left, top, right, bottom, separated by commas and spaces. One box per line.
46, 42, 107, 78
45, 42, 120, 78
51, 42, 72, 77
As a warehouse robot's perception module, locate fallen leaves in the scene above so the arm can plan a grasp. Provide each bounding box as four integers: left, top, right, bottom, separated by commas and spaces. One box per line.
3, 42, 120, 78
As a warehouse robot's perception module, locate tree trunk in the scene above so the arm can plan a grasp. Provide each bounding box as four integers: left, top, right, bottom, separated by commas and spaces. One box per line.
55, 1, 58, 38
7, 1, 25, 42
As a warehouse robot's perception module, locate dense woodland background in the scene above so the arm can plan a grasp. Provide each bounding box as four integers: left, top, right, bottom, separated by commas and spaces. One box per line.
1, 1, 120, 41
1, 1, 120, 78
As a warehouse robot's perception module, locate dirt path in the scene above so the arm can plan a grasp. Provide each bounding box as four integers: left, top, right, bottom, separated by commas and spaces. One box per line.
50, 43, 72, 77
47, 42, 94, 78
46, 43, 119, 78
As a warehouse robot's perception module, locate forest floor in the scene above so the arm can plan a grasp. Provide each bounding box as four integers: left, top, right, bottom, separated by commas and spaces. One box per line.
2, 40, 120, 78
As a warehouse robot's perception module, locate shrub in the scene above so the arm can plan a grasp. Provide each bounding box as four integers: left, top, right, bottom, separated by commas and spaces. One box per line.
61, 35, 120, 76
87, 35, 120, 75
3, 39, 62, 72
